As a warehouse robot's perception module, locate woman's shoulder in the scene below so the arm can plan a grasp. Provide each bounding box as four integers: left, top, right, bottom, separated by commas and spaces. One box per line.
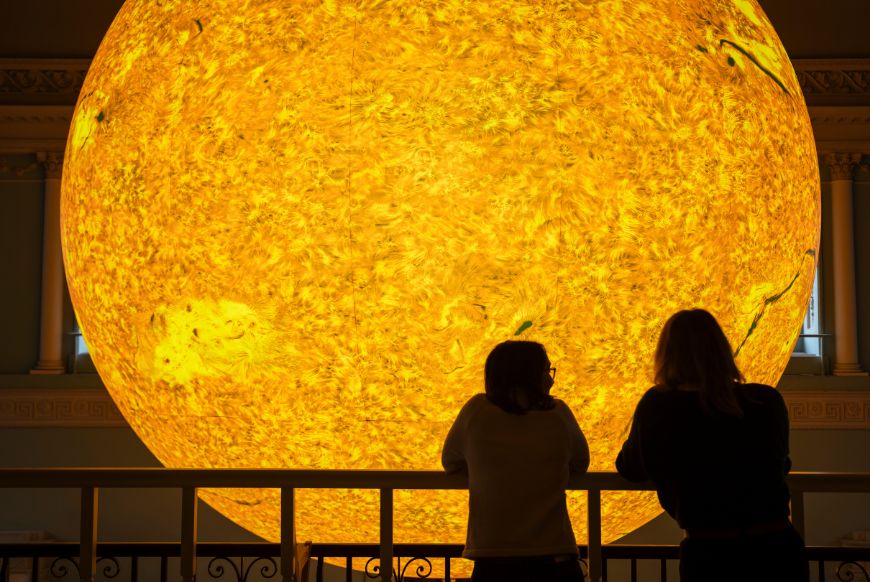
463, 393, 489, 409
737, 382, 786, 406
546, 398, 586, 434
453, 393, 489, 417
637, 385, 679, 405
549, 397, 578, 417
631, 385, 696, 418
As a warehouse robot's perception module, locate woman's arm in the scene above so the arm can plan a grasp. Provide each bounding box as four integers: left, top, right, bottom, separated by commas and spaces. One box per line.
616, 398, 650, 482
441, 397, 475, 474
561, 401, 590, 475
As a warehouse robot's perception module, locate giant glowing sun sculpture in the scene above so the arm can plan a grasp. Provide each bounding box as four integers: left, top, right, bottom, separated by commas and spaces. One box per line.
62, 0, 819, 562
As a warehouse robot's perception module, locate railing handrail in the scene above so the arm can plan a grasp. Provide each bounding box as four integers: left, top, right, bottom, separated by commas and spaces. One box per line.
0, 468, 868, 491
3, 469, 869, 582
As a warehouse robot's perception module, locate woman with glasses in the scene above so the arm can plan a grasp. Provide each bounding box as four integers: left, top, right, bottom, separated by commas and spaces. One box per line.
616, 309, 808, 582
442, 340, 590, 582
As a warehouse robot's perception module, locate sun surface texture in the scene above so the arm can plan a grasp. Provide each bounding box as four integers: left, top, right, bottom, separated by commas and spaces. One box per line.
62, 0, 819, 562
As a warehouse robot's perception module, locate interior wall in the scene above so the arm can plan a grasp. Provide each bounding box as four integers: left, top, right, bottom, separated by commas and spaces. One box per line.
0, 154, 45, 373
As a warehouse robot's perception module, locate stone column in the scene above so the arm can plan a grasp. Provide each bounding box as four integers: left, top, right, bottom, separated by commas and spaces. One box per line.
30, 151, 66, 375
824, 152, 867, 376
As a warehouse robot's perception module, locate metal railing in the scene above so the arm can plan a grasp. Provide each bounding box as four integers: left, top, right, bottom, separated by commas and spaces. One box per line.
1, 470, 869, 582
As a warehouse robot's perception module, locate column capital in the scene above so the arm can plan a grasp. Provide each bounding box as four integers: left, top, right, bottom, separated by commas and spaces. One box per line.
823, 152, 863, 181
36, 151, 64, 179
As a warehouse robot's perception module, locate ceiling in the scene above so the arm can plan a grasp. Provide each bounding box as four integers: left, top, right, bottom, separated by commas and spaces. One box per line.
1, 0, 869, 60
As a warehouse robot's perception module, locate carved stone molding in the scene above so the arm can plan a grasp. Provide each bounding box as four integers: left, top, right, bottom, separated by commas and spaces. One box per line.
0, 105, 73, 154
808, 106, 870, 155
822, 152, 864, 180
0, 389, 126, 427
0, 59, 89, 106
0, 155, 40, 180
794, 60, 870, 107
783, 391, 870, 430
36, 151, 64, 179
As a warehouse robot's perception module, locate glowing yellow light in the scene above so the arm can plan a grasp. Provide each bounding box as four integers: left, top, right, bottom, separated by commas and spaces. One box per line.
62, 0, 819, 568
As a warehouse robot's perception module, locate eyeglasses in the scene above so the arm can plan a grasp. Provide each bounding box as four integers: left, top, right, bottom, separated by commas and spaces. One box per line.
548, 367, 557, 379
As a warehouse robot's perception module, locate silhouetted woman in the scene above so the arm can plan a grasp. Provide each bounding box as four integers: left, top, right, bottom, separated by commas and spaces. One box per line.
616, 309, 808, 582
442, 340, 590, 582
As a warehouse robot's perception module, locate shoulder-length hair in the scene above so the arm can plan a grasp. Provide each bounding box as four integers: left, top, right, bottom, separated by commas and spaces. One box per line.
654, 309, 745, 416
485, 340, 555, 415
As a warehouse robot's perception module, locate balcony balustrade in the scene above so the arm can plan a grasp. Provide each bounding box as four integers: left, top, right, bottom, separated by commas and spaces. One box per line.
0, 470, 868, 582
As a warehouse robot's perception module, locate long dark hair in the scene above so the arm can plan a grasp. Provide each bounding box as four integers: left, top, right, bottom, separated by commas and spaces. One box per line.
485, 340, 555, 415
654, 309, 745, 416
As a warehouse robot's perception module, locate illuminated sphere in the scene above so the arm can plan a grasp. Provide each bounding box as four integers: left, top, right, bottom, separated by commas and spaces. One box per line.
62, 0, 819, 560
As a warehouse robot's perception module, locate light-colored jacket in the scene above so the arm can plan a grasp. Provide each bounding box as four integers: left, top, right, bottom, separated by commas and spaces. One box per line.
441, 393, 590, 558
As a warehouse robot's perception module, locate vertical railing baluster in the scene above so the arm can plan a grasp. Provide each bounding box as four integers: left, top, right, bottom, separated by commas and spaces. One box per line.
80, 487, 98, 582
343, 557, 350, 582
0, 557, 7, 582
31, 557, 38, 582
316, 556, 326, 582
587, 489, 602, 582
131, 556, 138, 582
281, 487, 296, 582
818, 559, 825, 582
629, 558, 637, 582
660, 558, 667, 582
379, 488, 393, 582
791, 488, 806, 540
314, 556, 324, 582
181, 487, 198, 582
160, 556, 168, 582
444, 557, 450, 582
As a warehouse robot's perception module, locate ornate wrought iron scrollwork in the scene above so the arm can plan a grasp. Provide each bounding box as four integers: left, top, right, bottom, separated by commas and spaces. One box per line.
364, 557, 396, 581
399, 557, 433, 580
97, 556, 122, 579
241, 557, 278, 582
837, 560, 870, 582
207, 556, 279, 582
47, 555, 120, 580
208, 557, 242, 581
50, 557, 80, 579
365, 557, 434, 582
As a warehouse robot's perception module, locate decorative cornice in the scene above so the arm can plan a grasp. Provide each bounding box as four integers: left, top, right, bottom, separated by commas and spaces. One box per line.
822, 152, 864, 180
0, 105, 73, 154
806, 106, 870, 155
794, 60, 870, 107
0, 59, 89, 106
783, 391, 870, 430
0, 389, 126, 428
0, 155, 40, 180
36, 151, 64, 179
